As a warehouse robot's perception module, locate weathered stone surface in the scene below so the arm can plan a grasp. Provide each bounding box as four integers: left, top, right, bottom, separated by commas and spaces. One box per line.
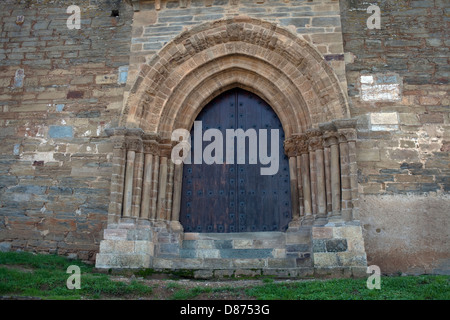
325, 239, 348, 253
0, 242, 11, 252
313, 253, 339, 268
0, 0, 448, 276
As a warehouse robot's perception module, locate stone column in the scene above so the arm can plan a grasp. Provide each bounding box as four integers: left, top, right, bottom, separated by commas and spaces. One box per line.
323, 146, 332, 215
347, 132, 359, 220
284, 136, 300, 226
141, 137, 159, 220
171, 163, 183, 222
335, 119, 359, 221
156, 144, 171, 221
123, 149, 135, 218
289, 156, 300, 221
308, 143, 317, 216
150, 153, 160, 220
132, 149, 144, 219
123, 130, 144, 219
298, 134, 314, 225
105, 128, 128, 224
308, 130, 327, 225
166, 160, 175, 220
321, 123, 341, 220
338, 134, 352, 221
141, 152, 153, 220
296, 155, 304, 217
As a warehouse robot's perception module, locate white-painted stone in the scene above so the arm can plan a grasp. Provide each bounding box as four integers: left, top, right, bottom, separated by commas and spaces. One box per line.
370, 112, 399, 125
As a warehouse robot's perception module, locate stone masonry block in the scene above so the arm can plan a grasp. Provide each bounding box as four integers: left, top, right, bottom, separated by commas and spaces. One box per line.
286, 244, 310, 253
337, 252, 367, 267
312, 227, 333, 239
233, 259, 266, 269
197, 249, 220, 259
114, 240, 135, 254
214, 240, 233, 249
233, 239, 253, 248
370, 112, 399, 125
196, 240, 214, 249
313, 252, 338, 268
253, 239, 285, 249
48, 126, 74, 139
325, 239, 348, 252
182, 240, 197, 249
104, 229, 127, 240
95, 253, 150, 269
286, 229, 310, 244
180, 249, 196, 258
220, 249, 273, 259
99, 240, 115, 253
313, 239, 326, 253
357, 149, 381, 162
267, 258, 297, 268
272, 248, 286, 259
134, 241, 153, 255
159, 243, 179, 255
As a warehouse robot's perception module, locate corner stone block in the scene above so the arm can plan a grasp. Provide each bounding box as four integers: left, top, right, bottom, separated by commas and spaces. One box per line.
337, 252, 367, 267
332, 225, 364, 242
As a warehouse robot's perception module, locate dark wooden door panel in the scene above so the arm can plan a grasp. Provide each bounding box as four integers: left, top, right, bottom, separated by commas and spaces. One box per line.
180, 88, 291, 233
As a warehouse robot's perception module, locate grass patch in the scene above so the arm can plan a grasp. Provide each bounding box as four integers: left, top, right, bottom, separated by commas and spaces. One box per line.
1, 251, 449, 300
0, 251, 152, 300
245, 276, 450, 300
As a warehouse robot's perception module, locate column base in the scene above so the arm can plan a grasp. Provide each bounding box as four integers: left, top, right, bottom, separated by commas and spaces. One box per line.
311, 221, 367, 270
95, 220, 154, 269
287, 218, 301, 231
313, 216, 328, 226
328, 212, 344, 223
301, 215, 315, 226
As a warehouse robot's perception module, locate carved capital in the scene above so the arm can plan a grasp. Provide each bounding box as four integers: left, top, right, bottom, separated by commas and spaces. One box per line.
126, 138, 143, 152
159, 144, 174, 158
284, 136, 298, 157
112, 136, 126, 150
322, 132, 339, 147
338, 128, 357, 142
297, 134, 310, 155
306, 129, 323, 151
143, 140, 160, 155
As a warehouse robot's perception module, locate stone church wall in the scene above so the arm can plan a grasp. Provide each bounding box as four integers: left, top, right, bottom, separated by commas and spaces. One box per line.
0, 0, 448, 274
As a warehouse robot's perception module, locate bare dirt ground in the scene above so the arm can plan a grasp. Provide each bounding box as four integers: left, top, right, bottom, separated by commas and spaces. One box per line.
109, 275, 266, 299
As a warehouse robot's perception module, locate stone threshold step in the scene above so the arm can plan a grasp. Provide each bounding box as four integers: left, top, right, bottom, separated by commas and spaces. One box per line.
179, 248, 274, 259
153, 257, 312, 269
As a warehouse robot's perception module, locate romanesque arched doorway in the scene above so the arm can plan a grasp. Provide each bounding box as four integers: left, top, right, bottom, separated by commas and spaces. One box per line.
96, 17, 367, 272
180, 88, 291, 233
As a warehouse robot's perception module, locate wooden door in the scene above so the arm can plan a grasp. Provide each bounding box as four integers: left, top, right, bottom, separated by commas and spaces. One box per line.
180, 88, 291, 233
